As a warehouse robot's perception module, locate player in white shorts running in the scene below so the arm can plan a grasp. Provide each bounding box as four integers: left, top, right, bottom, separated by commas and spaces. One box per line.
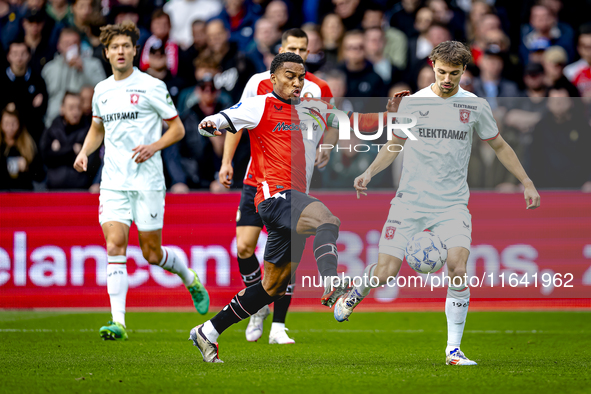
73, 21, 209, 341
334, 41, 541, 365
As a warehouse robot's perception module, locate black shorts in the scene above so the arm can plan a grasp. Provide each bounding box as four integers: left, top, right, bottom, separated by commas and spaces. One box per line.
236, 184, 263, 228
257, 189, 318, 265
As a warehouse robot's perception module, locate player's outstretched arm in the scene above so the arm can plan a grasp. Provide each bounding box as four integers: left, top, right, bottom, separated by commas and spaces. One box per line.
219, 128, 244, 188
353, 135, 406, 199
132, 116, 185, 164
488, 134, 540, 209
74, 120, 105, 172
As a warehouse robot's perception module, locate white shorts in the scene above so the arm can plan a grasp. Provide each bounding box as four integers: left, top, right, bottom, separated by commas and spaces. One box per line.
378, 201, 472, 260
99, 189, 165, 231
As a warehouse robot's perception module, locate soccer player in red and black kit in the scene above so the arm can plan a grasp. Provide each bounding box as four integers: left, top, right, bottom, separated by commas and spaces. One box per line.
189, 52, 398, 363
219, 28, 334, 345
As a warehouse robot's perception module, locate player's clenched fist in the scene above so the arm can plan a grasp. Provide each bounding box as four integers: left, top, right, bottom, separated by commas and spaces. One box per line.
73, 152, 88, 172
199, 120, 222, 137
354, 171, 372, 199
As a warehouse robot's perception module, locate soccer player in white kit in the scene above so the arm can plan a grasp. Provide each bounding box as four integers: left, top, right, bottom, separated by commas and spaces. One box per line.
73, 21, 209, 340
334, 41, 541, 365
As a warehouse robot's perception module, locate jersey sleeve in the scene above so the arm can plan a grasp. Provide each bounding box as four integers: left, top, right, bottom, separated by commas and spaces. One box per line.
92, 90, 102, 123
219, 96, 265, 133
239, 74, 260, 102
149, 81, 179, 121
474, 100, 500, 141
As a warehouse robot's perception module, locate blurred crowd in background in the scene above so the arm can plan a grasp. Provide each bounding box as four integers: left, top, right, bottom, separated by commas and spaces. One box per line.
1, 0, 590, 193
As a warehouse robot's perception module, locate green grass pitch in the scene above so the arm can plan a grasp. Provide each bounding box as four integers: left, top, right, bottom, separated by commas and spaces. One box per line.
0, 311, 589, 393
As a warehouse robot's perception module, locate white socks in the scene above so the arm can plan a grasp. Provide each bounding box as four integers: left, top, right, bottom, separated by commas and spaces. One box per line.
271, 322, 285, 333
159, 246, 195, 286
106, 248, 195, 328
107, 256, 128, 327
445, 286, 470, 352
203, 320, 220, 343
357, 263, 379, 297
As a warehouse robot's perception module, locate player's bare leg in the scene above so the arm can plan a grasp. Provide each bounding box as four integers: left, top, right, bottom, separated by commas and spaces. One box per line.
100, 221, 130, 340
236, 226, 263, 293
191, 260, 294, 362
237, 226, 261, 260
236, 225, 294, 343
334, 253, 402, 322
444, 246, 476, 365
297, 201, 350, 307
139, 229, 209, 314
237, 225, 269, 341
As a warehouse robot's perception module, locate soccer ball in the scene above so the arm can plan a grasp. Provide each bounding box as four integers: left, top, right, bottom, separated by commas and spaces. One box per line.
405, 231, 447, 274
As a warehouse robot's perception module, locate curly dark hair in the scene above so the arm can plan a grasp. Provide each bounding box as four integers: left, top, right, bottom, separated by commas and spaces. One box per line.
270, 52, 304, 75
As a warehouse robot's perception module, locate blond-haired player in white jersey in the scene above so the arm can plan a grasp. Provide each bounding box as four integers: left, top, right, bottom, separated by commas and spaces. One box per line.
73, 21, 209, 341
334, 41, 541, 365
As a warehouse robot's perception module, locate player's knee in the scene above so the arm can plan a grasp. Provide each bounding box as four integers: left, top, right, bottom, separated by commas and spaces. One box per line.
322, 214, 340, 228
375, 262, 397, 282
447, 265, 466, 280
106, 240, 126, 256
141, 244, 163, 265
236, 241, 256, 259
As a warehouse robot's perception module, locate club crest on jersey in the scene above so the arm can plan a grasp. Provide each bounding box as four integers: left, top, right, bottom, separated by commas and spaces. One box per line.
303, 92, 313, 98
130, 94, 140, 105
385, 226, 396, 240
459, 109, 470, 124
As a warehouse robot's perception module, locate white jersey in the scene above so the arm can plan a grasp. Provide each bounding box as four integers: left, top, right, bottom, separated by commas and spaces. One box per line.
92, 68, 178, 191
393, 84, 499, 211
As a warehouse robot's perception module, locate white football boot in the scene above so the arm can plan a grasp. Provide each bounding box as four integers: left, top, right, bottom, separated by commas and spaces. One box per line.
446, 348, 478, 365
245, 305, 270, 342
269, 327, 295, 344
334, 288, 365, 322
189, 324, 223, 363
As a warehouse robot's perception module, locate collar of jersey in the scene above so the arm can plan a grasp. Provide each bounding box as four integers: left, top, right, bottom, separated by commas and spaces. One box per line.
427, 83, 464, 99
272, 91, 300, 105
111, 67, 138, 83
